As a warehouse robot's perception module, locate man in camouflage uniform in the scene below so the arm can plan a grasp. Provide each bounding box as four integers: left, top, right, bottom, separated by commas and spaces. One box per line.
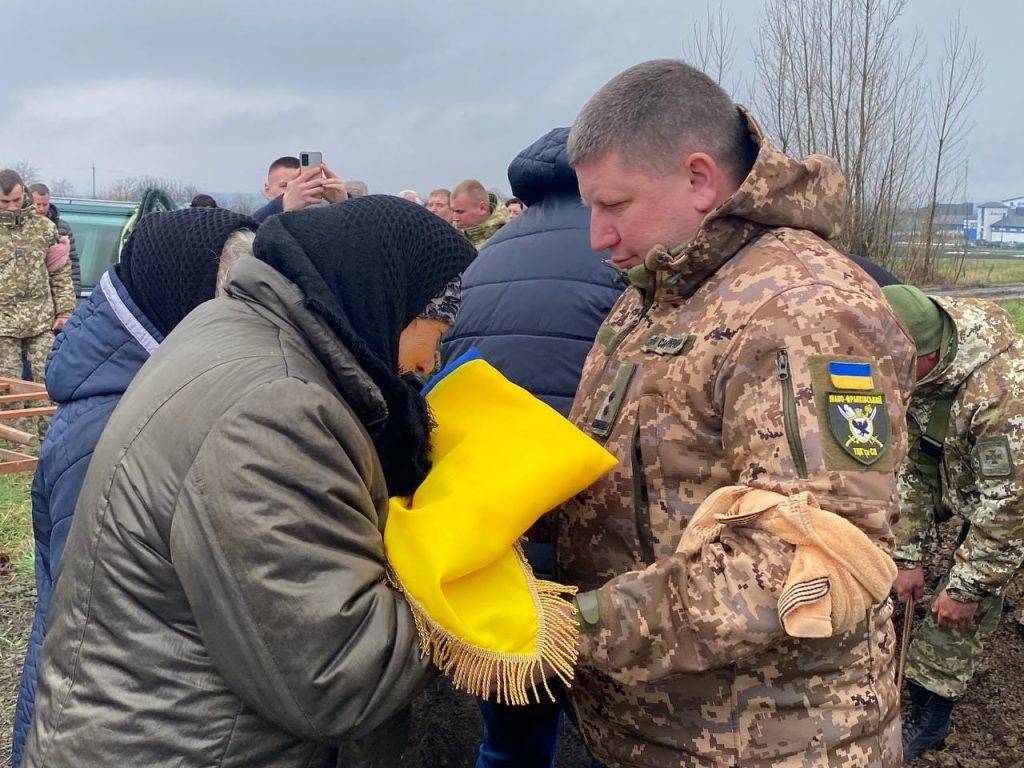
0, 170, 76, 385
885, 285, 1024, 762
557, 60, 915, 768
450, 179, 509, 249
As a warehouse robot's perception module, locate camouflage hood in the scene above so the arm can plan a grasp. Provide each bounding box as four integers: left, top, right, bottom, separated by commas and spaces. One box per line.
644, 107, 847, 293
0, 192, 39, 229
924, 296, 1019, 394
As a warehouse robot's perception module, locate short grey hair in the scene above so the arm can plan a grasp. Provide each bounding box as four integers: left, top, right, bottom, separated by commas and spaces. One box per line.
217, 229, 255, 295
567, 59, 756, 184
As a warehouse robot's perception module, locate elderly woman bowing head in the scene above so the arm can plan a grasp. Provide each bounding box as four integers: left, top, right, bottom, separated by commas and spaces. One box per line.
23, 196, 476, 768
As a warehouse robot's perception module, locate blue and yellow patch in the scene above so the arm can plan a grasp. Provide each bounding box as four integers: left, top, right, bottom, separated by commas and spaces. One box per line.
828, 361, 874, 391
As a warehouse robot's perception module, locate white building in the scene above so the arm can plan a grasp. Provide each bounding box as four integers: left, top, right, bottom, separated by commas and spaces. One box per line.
977, 201, 1010, 241
991, 212, 1024, 246
1003, 195, 1024, 210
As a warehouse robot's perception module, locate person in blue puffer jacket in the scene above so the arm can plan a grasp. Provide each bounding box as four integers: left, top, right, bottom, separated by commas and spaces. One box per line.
9, 207, 256, 767
442, 127, 624, 768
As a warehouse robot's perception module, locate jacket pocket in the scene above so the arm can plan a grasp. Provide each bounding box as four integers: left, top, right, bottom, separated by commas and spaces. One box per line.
776, 349, 809, 479
630, 418, 656, 565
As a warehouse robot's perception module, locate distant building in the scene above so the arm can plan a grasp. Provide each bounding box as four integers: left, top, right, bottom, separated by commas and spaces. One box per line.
1003, 195, 1024, 210
991, 212, 1024, 246
977, 201, 1011, 241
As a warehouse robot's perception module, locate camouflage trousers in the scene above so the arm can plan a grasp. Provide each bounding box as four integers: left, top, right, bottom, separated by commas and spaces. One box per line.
904, 571, 1020, 700
0, 332, 53, 382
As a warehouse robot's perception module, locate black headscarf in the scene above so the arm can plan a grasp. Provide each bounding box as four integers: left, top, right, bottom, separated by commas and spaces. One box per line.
118, 208, 257, 337
254, 195, 475, 496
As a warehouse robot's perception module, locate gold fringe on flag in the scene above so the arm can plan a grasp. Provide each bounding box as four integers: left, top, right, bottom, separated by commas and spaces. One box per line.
395, 544, 580, 705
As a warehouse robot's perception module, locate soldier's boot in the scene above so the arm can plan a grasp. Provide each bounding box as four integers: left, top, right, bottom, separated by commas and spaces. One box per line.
902, 680, 954, 763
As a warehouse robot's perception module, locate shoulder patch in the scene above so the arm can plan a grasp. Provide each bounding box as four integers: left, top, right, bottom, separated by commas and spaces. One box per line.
809, 355, 894, 472
974, 435, 1015, 478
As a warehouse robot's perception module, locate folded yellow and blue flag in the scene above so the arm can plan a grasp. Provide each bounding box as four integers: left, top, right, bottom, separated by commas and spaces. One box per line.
385, 350, 617, 704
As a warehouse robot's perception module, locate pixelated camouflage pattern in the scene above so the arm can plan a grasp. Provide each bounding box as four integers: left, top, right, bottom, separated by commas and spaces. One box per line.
557, 108, 915, 767
459, 197, 509, 250
0, 204, 75, 337
0, 332, 54, 381
904, 579, 1005, 700
893, 298, 1024, 602
418, 275, 461, 325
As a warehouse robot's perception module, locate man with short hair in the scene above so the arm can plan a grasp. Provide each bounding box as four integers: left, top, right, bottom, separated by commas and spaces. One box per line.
559, 59, 914, 767
399, 190, 423, 205
0, 170, 76, 384
450, 179, 508, 248
885, 285, 1024, 762
29, 183, 81, 295
252, 156, 347, 224
505, 197, 525, 219
426, 188, 453, 222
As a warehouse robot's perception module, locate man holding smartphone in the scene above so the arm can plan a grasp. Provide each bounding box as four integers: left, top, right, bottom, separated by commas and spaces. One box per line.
252, 154, 348, 224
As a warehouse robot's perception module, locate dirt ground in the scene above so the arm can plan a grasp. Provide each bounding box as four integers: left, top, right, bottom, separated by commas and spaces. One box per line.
2, 520, 1021, 767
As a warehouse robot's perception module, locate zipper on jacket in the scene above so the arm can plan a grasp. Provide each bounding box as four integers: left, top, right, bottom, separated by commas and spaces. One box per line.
605, 271, 659, 356
630, 420, 657, 565
776, 349, 809, 479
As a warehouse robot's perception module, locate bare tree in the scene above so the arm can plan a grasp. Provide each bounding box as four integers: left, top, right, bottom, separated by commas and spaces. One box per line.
5, 160, 41, 187
103, 175, 201, 206
919, 15, 984, 278
230, 196, 258, 216
48, 177, 76, 197
683, 2, 738, 95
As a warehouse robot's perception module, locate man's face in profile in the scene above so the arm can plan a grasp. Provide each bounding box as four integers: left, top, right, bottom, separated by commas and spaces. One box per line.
264, 166, 297, 200
32, 192, 51, 216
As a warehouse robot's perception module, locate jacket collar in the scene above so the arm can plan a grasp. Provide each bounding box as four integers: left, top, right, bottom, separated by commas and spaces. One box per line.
224, 257, 388, 431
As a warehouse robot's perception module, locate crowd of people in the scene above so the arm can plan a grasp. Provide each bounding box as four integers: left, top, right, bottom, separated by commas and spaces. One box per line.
1, 57, 1022, 768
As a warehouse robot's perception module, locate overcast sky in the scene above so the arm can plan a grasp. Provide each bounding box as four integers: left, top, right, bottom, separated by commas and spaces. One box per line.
2, 0, 1019, 203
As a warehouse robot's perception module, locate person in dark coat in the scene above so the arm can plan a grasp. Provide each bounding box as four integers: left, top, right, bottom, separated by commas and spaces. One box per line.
10, 208, 257, 767
441, 127, 624, 768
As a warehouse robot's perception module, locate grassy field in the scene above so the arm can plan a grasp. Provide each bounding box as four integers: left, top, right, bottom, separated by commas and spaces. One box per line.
1000, 300, 1024, 333
930, 257, 1024, 287
0, 472, 33, 762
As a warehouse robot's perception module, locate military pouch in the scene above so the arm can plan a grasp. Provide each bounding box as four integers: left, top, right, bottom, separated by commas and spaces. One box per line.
589, 362, 637, 440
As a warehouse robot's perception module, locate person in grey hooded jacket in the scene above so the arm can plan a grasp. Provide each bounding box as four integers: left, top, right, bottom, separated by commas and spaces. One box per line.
23, 196, 476, 768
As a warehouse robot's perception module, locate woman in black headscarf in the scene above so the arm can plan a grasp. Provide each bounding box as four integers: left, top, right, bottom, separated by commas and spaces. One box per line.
23, 197, 475, 768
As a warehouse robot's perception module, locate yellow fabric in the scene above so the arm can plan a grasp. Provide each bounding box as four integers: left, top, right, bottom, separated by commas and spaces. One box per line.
385, 358, 617, 698
677, 486, 897, 638
829, 374, 875, 390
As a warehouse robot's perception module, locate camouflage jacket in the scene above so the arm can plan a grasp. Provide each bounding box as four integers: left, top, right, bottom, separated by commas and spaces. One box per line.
0, 206, 76, 337
459, 198, 509, 250
418, 275, 461, 326
557, 109, 915, 768
893, 298, 1024, 603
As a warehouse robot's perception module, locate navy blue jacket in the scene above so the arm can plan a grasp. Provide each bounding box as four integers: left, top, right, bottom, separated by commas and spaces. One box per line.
442, 128, 625, 417
11, 267, 163, 766
252, 194, 284, 225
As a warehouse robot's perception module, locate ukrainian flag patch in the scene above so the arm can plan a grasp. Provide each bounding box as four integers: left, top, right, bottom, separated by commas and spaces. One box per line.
828, 361, 875, 391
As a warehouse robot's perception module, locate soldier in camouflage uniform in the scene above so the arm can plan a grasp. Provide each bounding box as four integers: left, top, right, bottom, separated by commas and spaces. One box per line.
558, 60, 915, 768
451, 180, 509, 249
884, 285, 1024, 762
0, 170, 76, 386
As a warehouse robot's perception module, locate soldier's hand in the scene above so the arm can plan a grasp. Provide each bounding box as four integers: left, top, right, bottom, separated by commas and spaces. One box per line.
893, 567, 925, 603
281, 165, 326, 212
932, 588, 979, 629
52, 316, 68, 333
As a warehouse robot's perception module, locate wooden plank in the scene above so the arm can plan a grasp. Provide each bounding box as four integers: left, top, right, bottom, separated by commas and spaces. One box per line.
0, 448, 37, 475
0, 406, 56, 419
0, 392, 48, 405
0, 377, 46, 395
0, 423, 36, 446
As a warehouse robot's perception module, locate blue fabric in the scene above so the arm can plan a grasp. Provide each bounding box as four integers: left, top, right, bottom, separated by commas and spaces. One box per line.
476, 698, 563, 768
10, 266, 162, 767
441, 128, 625, 418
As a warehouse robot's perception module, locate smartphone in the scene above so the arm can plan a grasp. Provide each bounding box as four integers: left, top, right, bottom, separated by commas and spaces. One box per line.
299, 151, 323, 168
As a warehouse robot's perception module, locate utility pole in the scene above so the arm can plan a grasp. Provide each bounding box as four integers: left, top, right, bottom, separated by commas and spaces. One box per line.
91, 162, 96, 198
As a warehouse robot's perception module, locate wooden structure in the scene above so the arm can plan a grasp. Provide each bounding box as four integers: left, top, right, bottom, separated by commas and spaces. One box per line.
0, 377, 54, 474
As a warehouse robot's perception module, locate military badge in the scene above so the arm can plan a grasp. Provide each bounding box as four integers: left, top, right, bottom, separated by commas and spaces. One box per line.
974, 435, 1014, 478
826, 391, 891, 466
